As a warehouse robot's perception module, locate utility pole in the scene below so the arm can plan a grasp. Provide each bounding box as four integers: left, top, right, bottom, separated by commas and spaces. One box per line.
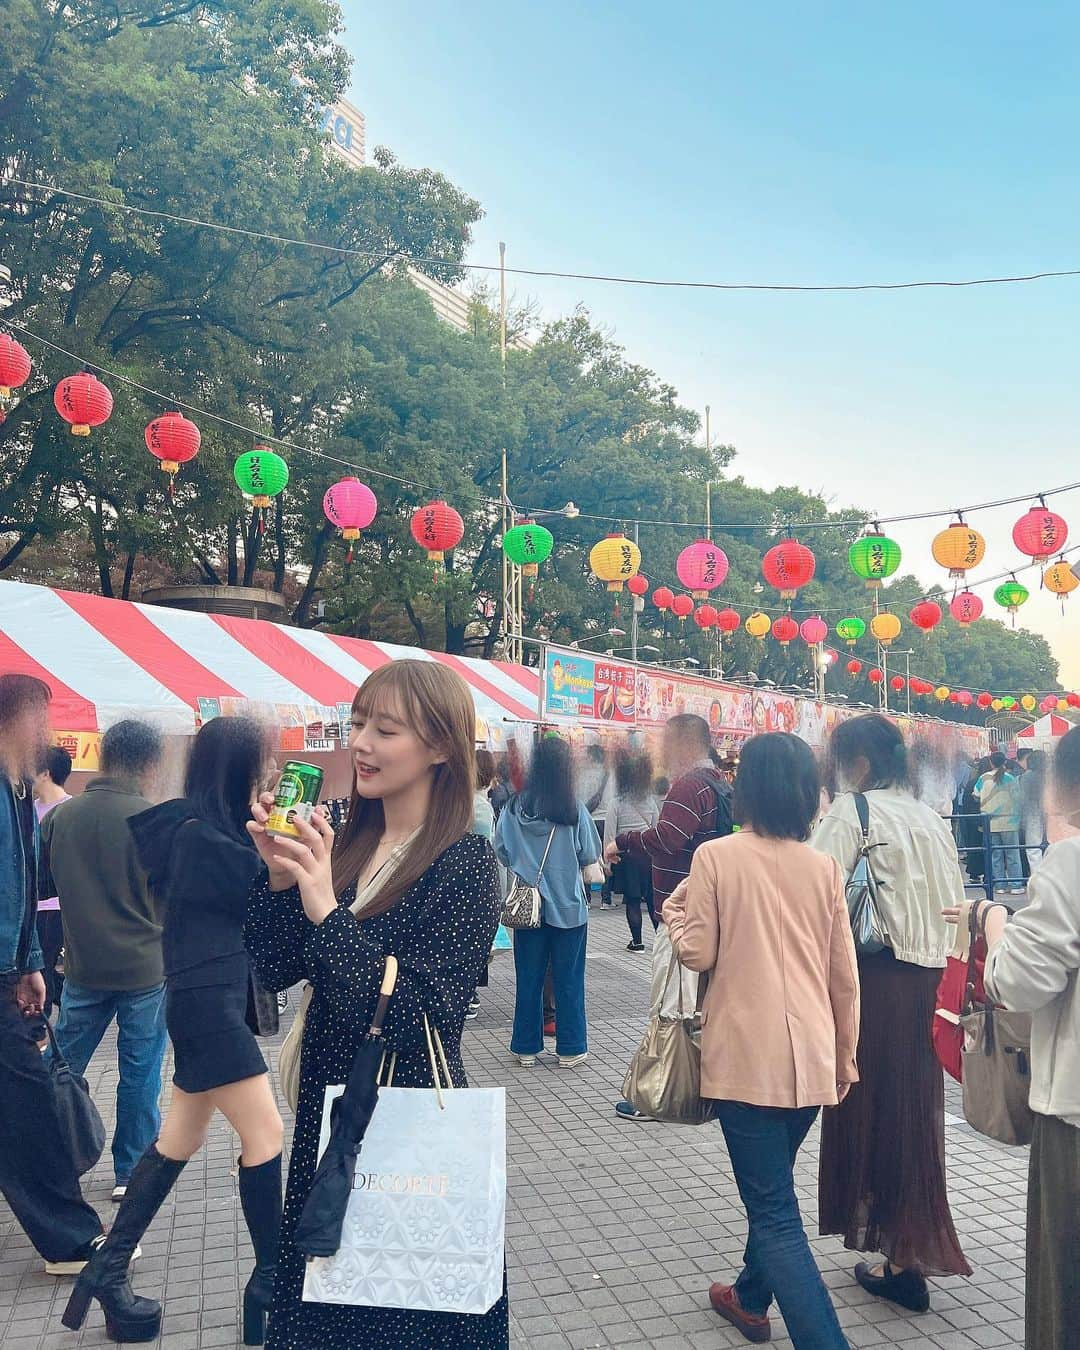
631, 520, 640, 664
498, 242, 522, 665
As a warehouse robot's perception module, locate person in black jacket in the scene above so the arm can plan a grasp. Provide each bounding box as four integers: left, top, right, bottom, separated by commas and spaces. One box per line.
245, 659, 505, 1349
63, 716, 283, 1346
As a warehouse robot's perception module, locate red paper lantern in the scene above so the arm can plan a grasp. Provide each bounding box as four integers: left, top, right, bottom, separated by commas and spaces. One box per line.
957, 690, 974, 707
671, 594, 695, 621
771, 615, 800, 646
868, 667, 884, 684
693, 604, 719, 630
323, 477, 378, 562
949, 591, 984, 628
652, 586, 674, 612
676, 540, 729, 599
846, 658, 863, 677
715, 608, 741, 634
976, 692, 993, 709
54, 371, 113, 436
910, 600, 943, 635
1013, 505, 1068, 564
890, 675, 905, 692
1068, 692, 1080, 709
627, 574, 649, 598
144, 412, 201, 496
949, 692, 959, 704
0, 336, 32, 398
410, 501, 464, 566
1041, 695, 1058, 714
799, 616, 828, 646
762, 540, 816, 599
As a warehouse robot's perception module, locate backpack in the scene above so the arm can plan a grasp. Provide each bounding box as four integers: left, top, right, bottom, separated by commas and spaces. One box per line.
689, 773, 734, 852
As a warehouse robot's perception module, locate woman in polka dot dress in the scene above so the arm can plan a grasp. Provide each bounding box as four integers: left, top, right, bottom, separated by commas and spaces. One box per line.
246, 661, 506, 1348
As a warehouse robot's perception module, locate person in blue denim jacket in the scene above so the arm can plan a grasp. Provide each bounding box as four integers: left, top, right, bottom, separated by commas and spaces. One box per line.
0, 675, 103, 1275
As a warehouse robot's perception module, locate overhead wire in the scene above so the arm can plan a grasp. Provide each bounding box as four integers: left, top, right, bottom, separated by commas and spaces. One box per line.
6, 176, 1080, 295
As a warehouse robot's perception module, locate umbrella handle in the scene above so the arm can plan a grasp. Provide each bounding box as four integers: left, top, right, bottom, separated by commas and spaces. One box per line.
368, 956, 399, 1038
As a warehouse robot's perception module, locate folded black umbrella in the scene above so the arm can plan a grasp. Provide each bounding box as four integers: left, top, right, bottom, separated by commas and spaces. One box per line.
294, 956, 398, 1258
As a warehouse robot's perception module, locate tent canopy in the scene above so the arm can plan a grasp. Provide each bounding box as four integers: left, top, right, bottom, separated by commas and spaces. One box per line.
0, 579, 539, 733
1017, 713, 1072, 744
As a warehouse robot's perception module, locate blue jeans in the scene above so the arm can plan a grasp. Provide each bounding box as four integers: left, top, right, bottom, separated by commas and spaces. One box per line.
53, 981, 167, 1183
716, 1101, 848, 1349
511, 922, 587, 1057
991, 830, 1023, 890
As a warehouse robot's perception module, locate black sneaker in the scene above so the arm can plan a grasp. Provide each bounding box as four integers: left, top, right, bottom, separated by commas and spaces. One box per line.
626, 941, 645, 952
465, 997, 480, 1020
615, 1099, 655, 1122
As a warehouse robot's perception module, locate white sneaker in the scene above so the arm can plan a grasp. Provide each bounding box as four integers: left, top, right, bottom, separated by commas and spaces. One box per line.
558, 1053, 589, 1068
44, 1234, 141, 1276
515, 1054, 537, 1067
111, 1183, 128, 1202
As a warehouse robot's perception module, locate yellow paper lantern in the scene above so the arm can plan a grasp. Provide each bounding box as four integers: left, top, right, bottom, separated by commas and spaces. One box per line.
745, 611, 771, 640
991, 698, 1004, 712
1058, 698, 1070, 712
869, 611, 902, 646
934, 685, 950, 702
1044, 561, 1079, 598
589, 533, 641, 592
931, 521, 986, 578
1021, 694, 1037, 712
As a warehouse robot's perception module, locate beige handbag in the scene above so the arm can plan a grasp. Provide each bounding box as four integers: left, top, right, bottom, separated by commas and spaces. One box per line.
621, 954, 712, 1125
959, 905, 1034, 1146
277, 836, 417, 1113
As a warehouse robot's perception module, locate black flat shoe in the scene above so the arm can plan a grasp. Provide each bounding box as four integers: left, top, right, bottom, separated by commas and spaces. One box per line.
855, 1261, 930, 1313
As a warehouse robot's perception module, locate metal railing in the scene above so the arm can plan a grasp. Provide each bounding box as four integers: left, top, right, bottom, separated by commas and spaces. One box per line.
946, 811, 1030, 902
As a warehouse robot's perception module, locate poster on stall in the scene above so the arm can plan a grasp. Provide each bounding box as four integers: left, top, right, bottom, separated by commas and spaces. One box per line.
593, 660, 637, 723
544, 652, 598, 719
53, 731, 101, 772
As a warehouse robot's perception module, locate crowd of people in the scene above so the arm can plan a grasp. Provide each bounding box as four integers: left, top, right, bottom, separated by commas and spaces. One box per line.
0, 664, 1076, 1349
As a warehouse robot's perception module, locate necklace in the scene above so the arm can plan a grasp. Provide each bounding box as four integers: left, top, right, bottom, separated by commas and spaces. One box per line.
11, 780, 26, 801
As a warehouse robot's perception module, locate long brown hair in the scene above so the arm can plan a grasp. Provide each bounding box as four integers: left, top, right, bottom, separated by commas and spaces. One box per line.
331, 660, 476, 918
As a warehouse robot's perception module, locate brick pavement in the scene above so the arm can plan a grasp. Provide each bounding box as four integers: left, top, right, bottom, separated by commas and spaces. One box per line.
0, 905, 1029, 1349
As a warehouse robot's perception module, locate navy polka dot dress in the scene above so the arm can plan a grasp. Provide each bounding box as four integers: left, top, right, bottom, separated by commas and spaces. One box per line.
246, 829, 507, 1349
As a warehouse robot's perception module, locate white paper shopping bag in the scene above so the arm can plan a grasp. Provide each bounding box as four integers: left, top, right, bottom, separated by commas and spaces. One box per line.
302, 1080, 506, 1315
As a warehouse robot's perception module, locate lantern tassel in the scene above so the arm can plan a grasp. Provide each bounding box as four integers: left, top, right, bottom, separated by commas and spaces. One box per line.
345, 544, 354, 565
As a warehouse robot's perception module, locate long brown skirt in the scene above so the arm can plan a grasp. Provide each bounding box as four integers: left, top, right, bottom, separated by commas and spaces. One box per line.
819, 951, 971, 1277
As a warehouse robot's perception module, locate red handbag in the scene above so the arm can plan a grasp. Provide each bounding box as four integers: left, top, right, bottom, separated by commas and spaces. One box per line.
933, 901, 987, 1082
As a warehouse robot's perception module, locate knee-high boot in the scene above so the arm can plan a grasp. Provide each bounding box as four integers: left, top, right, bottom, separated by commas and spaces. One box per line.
62, 1145, 186, 1342
238, 1153, 283, 1346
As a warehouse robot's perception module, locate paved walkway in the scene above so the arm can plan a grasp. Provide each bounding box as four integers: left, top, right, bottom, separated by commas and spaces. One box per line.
0, 905, 1029, 1349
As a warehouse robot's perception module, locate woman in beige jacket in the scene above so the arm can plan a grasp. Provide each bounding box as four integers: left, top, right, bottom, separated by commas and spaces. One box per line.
952, 725, 1080, 1350
666, 732, 859, 1348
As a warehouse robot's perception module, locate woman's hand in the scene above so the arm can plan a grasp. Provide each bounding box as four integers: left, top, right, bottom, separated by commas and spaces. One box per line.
251, 809, 338, 924
942, 900, 1009, 946
837, 1081, 853, 1103
247, 792, 294, 890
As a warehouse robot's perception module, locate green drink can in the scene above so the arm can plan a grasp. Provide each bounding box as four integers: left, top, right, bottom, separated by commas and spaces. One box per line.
265, 760, 324, 839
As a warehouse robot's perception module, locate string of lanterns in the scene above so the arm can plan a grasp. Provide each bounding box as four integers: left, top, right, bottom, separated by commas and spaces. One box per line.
2, 340, 1078, 673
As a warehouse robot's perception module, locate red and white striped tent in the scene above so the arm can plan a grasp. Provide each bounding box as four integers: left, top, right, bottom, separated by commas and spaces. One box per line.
1016, 712, 1072, 747
0, 579, 540, 734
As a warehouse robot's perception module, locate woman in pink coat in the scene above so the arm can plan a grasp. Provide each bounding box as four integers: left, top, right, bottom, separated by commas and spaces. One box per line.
666, 732, 859, 1348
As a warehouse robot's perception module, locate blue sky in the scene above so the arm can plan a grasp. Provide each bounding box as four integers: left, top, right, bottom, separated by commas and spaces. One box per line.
341, 2, 1080, 685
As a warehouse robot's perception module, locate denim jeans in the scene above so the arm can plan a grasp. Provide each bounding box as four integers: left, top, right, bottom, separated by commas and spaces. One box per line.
511, 923, 587, 1057
716, 1101, 849, 1349
991, 830, 1023, 891
53, 980, 167, 1182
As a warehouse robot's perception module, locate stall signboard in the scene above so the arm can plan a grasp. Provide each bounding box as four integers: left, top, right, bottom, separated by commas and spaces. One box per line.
539, 645, 990, 756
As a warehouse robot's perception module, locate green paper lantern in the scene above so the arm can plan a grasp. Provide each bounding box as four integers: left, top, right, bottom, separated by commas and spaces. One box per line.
835, 616, 866, 646
502, 521, 554, 576
1001, 697, 1017, 710
993, 579, 1030, 615
848, 532, 902, 589
234, 447, 289, 506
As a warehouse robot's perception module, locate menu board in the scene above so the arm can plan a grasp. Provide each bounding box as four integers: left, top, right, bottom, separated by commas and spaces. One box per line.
196, 696, 351, 752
